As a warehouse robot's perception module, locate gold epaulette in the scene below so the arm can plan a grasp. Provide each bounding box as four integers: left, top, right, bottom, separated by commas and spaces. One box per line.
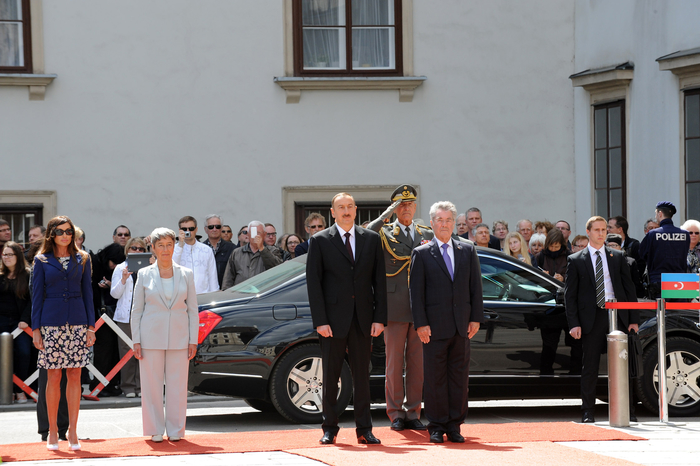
415, 224, 432, 236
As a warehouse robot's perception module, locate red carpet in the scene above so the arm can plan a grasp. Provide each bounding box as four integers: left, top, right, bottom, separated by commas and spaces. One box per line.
0, 423, 645, 463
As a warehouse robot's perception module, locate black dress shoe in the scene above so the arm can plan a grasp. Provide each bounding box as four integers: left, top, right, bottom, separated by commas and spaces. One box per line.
320, 432, 336, 445
390, 418, 405, 431
447, 431, 465, 443
581, 410, 595, 423
429, 432, 444, 443
357, 431, 381, 444
41, 432, 67, 442
404, 419, 427, 431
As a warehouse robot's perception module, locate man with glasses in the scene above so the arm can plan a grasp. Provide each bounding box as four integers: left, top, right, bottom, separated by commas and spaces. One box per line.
295, 213, 327, 257
221, 220, 282, 289
221, 225, 234, 242
202, 215, 235, 289
555, 220, 573, 250
112, 225, 131, 247
172, 215, 218, 294
236, 226, 249, 248
0, 220, 12, 250
264, 223, 290, 261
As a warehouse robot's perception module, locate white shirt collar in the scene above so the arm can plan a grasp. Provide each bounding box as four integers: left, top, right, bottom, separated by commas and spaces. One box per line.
435, 236, 452, 250
336, 223, 355, 238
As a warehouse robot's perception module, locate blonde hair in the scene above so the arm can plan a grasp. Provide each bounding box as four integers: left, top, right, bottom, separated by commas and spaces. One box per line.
504, 232, 531, 265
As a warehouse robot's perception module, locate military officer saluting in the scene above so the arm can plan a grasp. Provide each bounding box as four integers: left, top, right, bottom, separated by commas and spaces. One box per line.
367, 184, 433, 431
639, 201, 691, 298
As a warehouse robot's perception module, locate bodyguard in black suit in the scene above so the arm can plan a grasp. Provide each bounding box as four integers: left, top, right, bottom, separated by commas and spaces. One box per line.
565, 216, 639, 423
306, 193, 388, 445
409, 201, 484, 443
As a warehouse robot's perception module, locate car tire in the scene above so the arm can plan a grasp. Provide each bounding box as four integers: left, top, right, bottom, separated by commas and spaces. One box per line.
269, 343, 352, 424
636, 336, 700, 416
244, 399, 277, 413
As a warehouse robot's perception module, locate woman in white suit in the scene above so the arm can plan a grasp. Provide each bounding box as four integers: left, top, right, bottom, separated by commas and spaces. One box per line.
131, 228, 199, 443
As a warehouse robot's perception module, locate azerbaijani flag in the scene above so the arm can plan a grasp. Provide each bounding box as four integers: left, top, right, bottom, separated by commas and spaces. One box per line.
661, 273, 700, 299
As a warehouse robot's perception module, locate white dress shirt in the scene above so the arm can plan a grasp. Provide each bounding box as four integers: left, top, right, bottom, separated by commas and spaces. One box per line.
587, 244, 615, 302
435, 237, 455, 272
335, 223, 355, 259
110, 261, 134, 324
172, 241, 219, 294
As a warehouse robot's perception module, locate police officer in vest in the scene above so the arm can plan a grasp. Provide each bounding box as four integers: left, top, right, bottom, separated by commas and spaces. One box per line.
639, 201, 691, 299
367, 184, 433, 431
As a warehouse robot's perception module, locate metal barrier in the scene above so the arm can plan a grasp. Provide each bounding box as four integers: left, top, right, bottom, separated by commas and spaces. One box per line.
0, 332, 13, 405
4, 314, 135, 403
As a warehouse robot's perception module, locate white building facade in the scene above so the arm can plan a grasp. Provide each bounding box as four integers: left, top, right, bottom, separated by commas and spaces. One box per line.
4, 0, 579, 246
572, 0, 700, 239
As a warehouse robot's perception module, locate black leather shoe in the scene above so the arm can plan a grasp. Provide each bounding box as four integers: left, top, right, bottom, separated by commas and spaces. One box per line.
390, 418, 405, 431
319, 432, 336, 445
447, 431, 465, 443
581, 410, 595, 423
630, 414, 638, 422
357, 431, 381, 444
404, 419, 427, 431
42, 432, 68, 441
429, 432, 444, 443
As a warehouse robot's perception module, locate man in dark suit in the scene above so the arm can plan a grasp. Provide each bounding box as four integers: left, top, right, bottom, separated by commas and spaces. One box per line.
306, 192, 388, 445
409, 201, 484, 443
367, 184, 433, 432
608, 215, 644, 276
566, 216, 639, 423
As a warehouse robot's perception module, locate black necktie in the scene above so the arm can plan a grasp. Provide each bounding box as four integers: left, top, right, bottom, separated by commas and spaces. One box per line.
595, 251, 605, 308
344, 232, 354, 264
405, 226, 411, 240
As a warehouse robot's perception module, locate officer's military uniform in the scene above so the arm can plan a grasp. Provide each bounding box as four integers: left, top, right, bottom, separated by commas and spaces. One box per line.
366, 185, 433, 428
639, 202, 690, 299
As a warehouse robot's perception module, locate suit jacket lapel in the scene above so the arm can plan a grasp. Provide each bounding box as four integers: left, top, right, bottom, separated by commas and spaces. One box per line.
46, 254, 63, 272
452, 239, 463, 278
428, 239, 451, 280
152, 265, 168, 308
582, 248, 595, 287
330, 224, 354, 264
394, 221, 412, 248
170, 265, 182, 308
354, 225, 365, 263
412, 224, 424, 248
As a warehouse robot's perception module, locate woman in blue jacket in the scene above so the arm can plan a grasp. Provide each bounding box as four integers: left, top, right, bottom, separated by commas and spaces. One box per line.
32, 216, 96, 451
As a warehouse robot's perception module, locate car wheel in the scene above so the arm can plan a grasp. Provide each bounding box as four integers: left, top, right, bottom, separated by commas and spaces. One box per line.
269, 343, 352, 424
244, 399, 276, 413
636, 337, 700, 416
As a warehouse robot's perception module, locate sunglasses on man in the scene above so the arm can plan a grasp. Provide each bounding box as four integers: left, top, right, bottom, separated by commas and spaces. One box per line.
180, 227, 196, 232
206, 225, 222, 230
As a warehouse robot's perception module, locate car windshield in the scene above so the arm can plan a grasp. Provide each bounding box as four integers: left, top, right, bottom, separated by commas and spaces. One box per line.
223, 256, 307, 296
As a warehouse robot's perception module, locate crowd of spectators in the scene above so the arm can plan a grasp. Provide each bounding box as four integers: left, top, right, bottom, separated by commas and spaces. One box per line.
0, 204, 688, 407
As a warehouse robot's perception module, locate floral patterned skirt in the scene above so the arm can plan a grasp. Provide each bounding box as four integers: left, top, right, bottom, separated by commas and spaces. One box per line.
37, 324, 90, 369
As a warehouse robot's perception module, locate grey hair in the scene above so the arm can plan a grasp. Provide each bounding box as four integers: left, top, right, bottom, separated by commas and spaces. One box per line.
456, 213, 466, 221
248, 220, 264, 232
529, 233, 546, 248
429, 201, 457, 221
150, 227, 177, 245
681, 219, 700, 232
205, 214, 222, 224
472, 223, 489, 237
517, 219, 533, 231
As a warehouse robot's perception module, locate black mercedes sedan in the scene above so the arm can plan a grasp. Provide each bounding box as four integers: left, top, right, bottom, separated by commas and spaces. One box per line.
189, 248, 700, 423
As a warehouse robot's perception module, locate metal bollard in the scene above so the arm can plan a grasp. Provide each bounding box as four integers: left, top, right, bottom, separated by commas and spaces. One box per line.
657, 298, 669, 423
607, 303, 630, 427
0, 332, 13, 405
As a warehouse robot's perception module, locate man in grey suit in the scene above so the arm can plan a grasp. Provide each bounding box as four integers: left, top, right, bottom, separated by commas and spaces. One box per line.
409, 201, 484, 443
367, 184, 432, 431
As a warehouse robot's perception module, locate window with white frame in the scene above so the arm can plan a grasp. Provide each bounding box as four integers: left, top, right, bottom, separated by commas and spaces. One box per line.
294, 0, 402, 76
